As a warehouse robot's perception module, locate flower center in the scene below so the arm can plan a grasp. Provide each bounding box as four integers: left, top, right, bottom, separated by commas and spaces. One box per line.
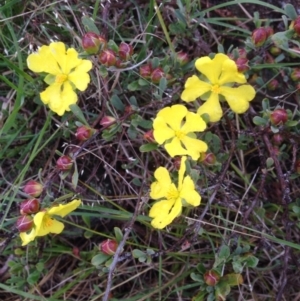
55, 74, 68, 84
175, 130, 185, 140
166, 186, 179, 200
211, 84, 221, 94
43, 215, 53, 228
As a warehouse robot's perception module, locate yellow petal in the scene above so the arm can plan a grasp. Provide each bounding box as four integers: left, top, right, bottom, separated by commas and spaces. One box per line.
195, 54, 228, 84
181, 111, 207, 133
68, 60, 92, 91
35, 216, 64, 236
181, 136, 208, 160
48, 199, 81, 217
149, 198, 182, 229
157, 105, 187, 131
165, 137, 189, 158
221, 85, 255, 114
197, 93, 223, 122
180, 176, 201, 206
181, 75, 211, 102
178, 156, 187, 190
48, 42, 68, 73
150, 167, 172, 199
153, 116, 175, 144
20, 229, 36, 246
218, 59, 246, 85
27, 45, 61, 74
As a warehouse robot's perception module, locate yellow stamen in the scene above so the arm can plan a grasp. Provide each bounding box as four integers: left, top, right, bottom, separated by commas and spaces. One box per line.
43, 215, 53, 228
55, 74, 68, 84
175, 130, 185, 140
211, 84, 221, 94
166, 186, 179, 200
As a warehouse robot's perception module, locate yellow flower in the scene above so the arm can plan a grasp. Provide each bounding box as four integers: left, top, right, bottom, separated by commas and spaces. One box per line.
20, 199, 81, 246
181, 53, 256, 122
27, 42, 92, 116
149, 156, 201, 229
153, 104, 208, 160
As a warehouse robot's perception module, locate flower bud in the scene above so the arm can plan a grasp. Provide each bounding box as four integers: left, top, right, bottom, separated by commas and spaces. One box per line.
235, 58, 249, 73
270, 109, 288, 125
75, 126, 93, 141
269, 46, 281, 56
252, 27, 268, 47
267, 79, 279, 91
99, 49, 117, 67
82, 32, 107, 54
143, 130, 155, 142
100, 116, 116, 127
173, 157, 182, 170
23, 180, 43, 197
99, 239, 118, 255
56, 155, 73, 171
20, 199, 40, 215
140, 64, 152, 79
176, 51, 189, 65
272, 133, 284, 146
265, 26, 274, 37
293, 16, 300, 36
115, 59, 126, 68
151, 67, 165, 83
16, 215, 33, 232
204, 270, 220, 286
291, 68, 300, 81
199, 153, 216, 166
118, 42, 133, 60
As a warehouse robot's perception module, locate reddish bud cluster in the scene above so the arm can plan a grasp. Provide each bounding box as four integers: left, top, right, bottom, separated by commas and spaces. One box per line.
204, 270, 221, 286
293, 16, 300, 36
252, 27, 273, 47
100, 116, 116, 127
270, 109, 288, 125
291, 68, 300, 81
23, 180, 43, 197
267, 79, 279, 91
16, 215, 33, 232
82, 32, 107, 54
99, 239, 118, 255
75, 125, 93, 141
20, 199, 40, 215
56, 155, 73, 171
139, 63, 167, 83
176, 51, 189, 65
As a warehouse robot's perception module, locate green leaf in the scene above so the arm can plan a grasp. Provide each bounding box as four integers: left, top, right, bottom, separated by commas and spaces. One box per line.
91, 254, 111, 266
190, 272, 203, 282
110, 94, 125, 111
266, 157, 274, 168
72, 163, 79, 189
284, 4, 298, 20
27, 270, 40, 285
132, 249, 145, 258
128, 80, 140, 91
114, 227, 123, 243
158, 77, 167, 97
252, 116, 268, 126
218, 245, 230, 260
271, 30, 294, 50
139, 143, 158, 152
69, 104, 89, 126
81, 16, 100, 34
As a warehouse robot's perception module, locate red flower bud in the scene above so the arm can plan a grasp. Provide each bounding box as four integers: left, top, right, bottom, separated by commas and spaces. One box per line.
252, 27, 268, 47
115, 59, 126, 68
82, 32, 107, 54
118, 42, 133, 60
200, 153, 216, 166
176, 51, 189, 65
99, 239, 118, 255
267, 79, 279, 91
16, 215, 33, 232
293, 16, 300, 36
99, 49, 117, 67
75, 126, 93, 141
291, 68, 300, 81
140, 64, 152, 79
272, 133, 284, 146
173, 157, 182, 170
204, 270, 221, 286
237, 48, 247, 58
143, 130, 155, 142
270, 109, 288, 125
100, 116, 116, 127
265, 26, 274, 37
20, 199, 40, 215
151, 67, 165, 83
235, 58, 249, 73
56, 156, 73, 171
23, 180, 43, 197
